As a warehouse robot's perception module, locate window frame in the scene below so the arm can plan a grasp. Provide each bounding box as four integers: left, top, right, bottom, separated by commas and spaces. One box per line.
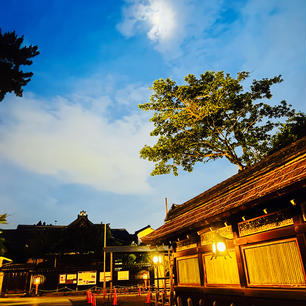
202, 249, 241, 288
241, 237, 306, 288
176, 255, 201, 286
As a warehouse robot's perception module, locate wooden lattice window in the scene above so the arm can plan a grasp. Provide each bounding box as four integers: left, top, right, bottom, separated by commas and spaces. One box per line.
242, 238, 306, 287
203, 250, 240, 285
177, 255, 201, 285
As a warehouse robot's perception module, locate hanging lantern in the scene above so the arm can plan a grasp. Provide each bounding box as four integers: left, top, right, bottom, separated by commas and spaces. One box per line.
211, 232, 230, 259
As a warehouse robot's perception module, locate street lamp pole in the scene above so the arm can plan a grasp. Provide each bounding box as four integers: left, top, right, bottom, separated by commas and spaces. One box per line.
153, 255, 162, 292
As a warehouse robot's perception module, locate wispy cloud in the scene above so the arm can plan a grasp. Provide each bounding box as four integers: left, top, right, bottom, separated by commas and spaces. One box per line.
117, 0, 186, 56
0, 86, 154, 195
118, 0, 177, 40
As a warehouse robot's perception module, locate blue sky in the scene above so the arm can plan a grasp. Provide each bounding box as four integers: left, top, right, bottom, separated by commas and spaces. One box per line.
0, 0, 305, 233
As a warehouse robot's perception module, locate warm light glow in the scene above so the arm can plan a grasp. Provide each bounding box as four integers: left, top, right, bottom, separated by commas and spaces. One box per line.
217, 242, 226, 252
212, 242, 226, 253
290, 199, 296, 206
34, 277, 41, 285
153, 255, 162, 264
143, 274, 148, 279
212, 243, 216, 253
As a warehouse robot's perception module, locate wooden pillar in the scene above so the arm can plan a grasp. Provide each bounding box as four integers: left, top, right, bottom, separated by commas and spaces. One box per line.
168, 249, 173, 306
110, 252, 113, 293
232, 222, 247, 287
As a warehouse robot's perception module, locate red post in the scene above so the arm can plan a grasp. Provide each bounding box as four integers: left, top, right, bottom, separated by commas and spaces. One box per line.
88, 290, 92, 304
113, 288, 117, 306
92, 293, 96, 306
146, 290, 150, 304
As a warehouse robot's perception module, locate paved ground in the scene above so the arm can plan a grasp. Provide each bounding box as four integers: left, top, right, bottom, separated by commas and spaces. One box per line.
0, 294, 149, 306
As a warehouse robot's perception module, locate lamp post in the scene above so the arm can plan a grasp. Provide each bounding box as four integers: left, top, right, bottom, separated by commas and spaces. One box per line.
33, 276, 41, 295
153, 255, 162, 292
143, 272, 149, 289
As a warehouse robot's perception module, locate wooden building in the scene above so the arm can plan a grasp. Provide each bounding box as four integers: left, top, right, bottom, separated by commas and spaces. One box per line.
0, 211, 140, 294
142, 137, 306, 306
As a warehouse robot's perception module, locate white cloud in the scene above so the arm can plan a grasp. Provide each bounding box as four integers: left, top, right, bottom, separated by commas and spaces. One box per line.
117, 0, 184, 56
118, 0, 177, 41
0, 91, 154, 195
115, 84, 149, 105
142, 0, 177, 41
117, 0, 223, 58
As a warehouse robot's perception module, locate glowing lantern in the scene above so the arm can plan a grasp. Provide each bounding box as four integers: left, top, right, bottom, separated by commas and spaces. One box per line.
211, 232, 230, 258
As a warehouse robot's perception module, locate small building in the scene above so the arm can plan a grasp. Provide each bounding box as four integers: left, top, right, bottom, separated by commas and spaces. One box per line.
142, 137, 306, 306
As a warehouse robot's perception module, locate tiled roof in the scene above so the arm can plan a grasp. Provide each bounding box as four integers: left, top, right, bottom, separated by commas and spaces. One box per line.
142, 137, 306, 244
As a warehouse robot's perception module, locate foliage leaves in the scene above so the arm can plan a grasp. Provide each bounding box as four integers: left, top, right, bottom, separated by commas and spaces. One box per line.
0, 213, 7, 255
139, 71, 295, 175
269, 112, 306, 154
0, 29, 39, 102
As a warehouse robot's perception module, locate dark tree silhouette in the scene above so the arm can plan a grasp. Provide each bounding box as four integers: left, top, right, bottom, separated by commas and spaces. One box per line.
0, 29, 39, 101
269, 112, 306, 154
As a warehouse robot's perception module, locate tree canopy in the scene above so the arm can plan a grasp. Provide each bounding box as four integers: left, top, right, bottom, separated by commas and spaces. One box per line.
139, 71, 297, 175
0, 29, 39, 102
269, 112, 306, 154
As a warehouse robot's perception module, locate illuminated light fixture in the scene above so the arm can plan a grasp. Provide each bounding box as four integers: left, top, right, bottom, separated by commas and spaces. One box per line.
153, 255, 162, 264
212, 241, 226, 253
224, 222, 228, 227
263, 208, 268, 214
211, 232, 230, 259
242, 216, 246, 221
34, 276, 41, 285
290, 199, 296, 206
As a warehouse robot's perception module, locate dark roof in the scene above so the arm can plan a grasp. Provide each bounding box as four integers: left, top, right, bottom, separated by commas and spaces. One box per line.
17, 225, 65, 230
1, 213, 135, 262
111, 228, 134, 244
142, 137, 306, 244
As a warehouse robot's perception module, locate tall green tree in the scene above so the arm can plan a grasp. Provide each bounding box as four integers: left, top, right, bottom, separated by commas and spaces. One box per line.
269, 112, 306, 154
0, 29, 39, 102
139, 71, 295, 175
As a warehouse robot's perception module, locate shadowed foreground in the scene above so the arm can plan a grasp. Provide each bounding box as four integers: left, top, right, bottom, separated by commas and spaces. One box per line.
0, 294, 149, 306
